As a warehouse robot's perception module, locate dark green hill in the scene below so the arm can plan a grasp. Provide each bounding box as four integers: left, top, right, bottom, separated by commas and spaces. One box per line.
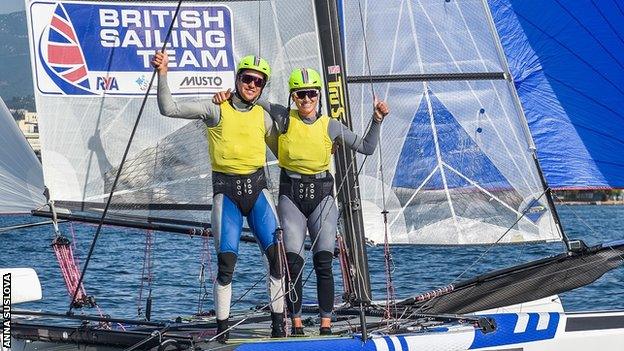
0, 10, 33, 103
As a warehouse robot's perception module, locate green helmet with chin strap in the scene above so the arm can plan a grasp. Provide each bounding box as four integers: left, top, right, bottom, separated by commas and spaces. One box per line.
289, 68, 322, 91
237, 55, 271, 80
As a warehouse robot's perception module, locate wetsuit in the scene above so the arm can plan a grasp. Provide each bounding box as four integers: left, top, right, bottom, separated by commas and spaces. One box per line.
157, 76, 284, 322
259, 101, 380, 319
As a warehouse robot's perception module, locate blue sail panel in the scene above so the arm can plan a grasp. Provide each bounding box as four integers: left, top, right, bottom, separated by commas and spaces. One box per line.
392, 92, 437, 189
393, 90, 513, 191
489, 0, 624, 188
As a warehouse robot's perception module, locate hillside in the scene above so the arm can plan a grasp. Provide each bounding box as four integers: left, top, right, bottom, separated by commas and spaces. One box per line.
0, 10, 33, 103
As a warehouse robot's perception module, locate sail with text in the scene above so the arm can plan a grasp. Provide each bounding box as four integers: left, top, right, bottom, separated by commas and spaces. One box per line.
26, 0, 326, 232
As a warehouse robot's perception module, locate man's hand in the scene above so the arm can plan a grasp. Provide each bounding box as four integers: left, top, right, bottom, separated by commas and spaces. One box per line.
151, 51, 168, 75
212, 89, 232, 105
373, 98, 389, 122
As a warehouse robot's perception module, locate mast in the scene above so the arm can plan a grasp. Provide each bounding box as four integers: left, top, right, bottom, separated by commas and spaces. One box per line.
313, 0, 372, 304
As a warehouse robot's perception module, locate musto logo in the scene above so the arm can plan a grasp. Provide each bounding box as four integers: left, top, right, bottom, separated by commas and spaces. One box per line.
29, 1, 235, 96
179, 76, 223, 90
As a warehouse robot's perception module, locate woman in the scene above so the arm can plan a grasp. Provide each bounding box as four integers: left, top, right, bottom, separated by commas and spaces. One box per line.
213, 67, 388, 335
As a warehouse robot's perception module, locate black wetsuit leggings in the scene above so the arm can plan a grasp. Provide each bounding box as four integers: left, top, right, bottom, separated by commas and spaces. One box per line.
278, 171, 338, 318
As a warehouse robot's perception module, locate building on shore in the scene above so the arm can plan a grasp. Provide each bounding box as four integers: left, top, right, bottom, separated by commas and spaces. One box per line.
11, 109, 41, 159
554, 189, 624, 204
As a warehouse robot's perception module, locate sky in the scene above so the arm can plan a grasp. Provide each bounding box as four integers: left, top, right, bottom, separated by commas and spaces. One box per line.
0, 0, 24, 14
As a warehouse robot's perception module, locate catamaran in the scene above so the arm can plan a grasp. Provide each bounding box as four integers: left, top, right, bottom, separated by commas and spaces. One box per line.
5, 0, 624, 350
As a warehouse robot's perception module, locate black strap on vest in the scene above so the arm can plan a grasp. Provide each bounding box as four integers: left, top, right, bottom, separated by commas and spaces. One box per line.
279, 169, 334, 217
213, 169, 267, 215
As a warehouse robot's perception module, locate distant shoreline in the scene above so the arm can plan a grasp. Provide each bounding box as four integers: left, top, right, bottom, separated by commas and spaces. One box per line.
557, 201, 624, 206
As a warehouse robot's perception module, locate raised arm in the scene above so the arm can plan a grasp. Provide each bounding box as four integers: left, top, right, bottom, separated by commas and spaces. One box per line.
329, 99, 389, 155
152, 51, 220, 126
330, 118, 380, 155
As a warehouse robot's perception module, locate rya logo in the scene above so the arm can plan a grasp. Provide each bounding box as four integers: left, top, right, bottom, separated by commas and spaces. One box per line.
96, 76, 119, 90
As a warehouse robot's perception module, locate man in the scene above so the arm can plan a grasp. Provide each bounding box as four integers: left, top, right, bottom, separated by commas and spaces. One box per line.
152, 52, 285, 341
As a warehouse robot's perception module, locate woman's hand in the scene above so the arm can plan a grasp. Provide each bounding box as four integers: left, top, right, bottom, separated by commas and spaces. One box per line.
151, 51, 168, 75
373, 98, 389, 122
212, 89, 232, 104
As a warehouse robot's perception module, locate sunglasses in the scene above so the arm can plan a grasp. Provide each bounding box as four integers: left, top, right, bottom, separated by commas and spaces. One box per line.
239, 74, 266, 87
294, 90, 319, 99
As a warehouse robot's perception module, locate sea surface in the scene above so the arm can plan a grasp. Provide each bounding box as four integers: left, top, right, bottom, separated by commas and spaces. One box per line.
1, 205, 623, 321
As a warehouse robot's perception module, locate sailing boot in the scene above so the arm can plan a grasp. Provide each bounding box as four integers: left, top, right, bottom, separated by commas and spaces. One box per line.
290, 317, 305, 337
319, 326, 332, 336
291, 326, 305, 336
215, 318, 230, 343
270, 312, 286, 338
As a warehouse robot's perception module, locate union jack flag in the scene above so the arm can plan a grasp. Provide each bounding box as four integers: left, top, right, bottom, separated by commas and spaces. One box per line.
46, 4, 90, 90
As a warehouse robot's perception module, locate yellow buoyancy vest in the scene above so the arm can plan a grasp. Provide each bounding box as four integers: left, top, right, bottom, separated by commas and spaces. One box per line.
207, 102, 266, 174
278, 110, 333, 175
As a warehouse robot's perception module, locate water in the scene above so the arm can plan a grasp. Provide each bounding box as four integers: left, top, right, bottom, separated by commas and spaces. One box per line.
1, 205, 623, 321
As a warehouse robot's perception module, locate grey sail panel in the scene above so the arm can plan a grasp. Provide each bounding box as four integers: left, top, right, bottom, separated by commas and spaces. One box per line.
0, 98, 45, 213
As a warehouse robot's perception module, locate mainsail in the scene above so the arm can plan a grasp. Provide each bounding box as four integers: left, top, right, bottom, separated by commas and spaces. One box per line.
340, 0, 563, 245
0, 97, 45, 213
27, 0, 325, 231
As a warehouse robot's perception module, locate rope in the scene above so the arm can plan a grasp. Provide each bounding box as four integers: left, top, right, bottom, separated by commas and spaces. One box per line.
551, 193, 624, 263
67, 0, 185, 313
137, 230, 154, 318
197, 233, 215, 315
357, 0, 396, 322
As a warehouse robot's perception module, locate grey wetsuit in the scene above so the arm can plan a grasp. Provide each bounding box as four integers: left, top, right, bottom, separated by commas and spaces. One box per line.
259, 100, 380, 318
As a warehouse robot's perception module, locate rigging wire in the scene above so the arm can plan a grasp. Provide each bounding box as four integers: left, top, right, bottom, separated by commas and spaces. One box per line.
197, 234, 215, 315
357, 0, 397, 323
67, 0, 185, 314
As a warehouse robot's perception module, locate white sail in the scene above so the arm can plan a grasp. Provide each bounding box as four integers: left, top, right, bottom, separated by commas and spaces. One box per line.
26, 0, 324, 226
342, 0, 562, 244
0, 97, 45, 213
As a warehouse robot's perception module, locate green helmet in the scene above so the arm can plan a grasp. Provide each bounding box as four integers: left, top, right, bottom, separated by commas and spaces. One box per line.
237, 55, 271, 80
289, 68, 322, 91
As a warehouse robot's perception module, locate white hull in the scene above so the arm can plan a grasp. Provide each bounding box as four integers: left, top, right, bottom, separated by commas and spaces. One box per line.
9, 310, 624, 351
